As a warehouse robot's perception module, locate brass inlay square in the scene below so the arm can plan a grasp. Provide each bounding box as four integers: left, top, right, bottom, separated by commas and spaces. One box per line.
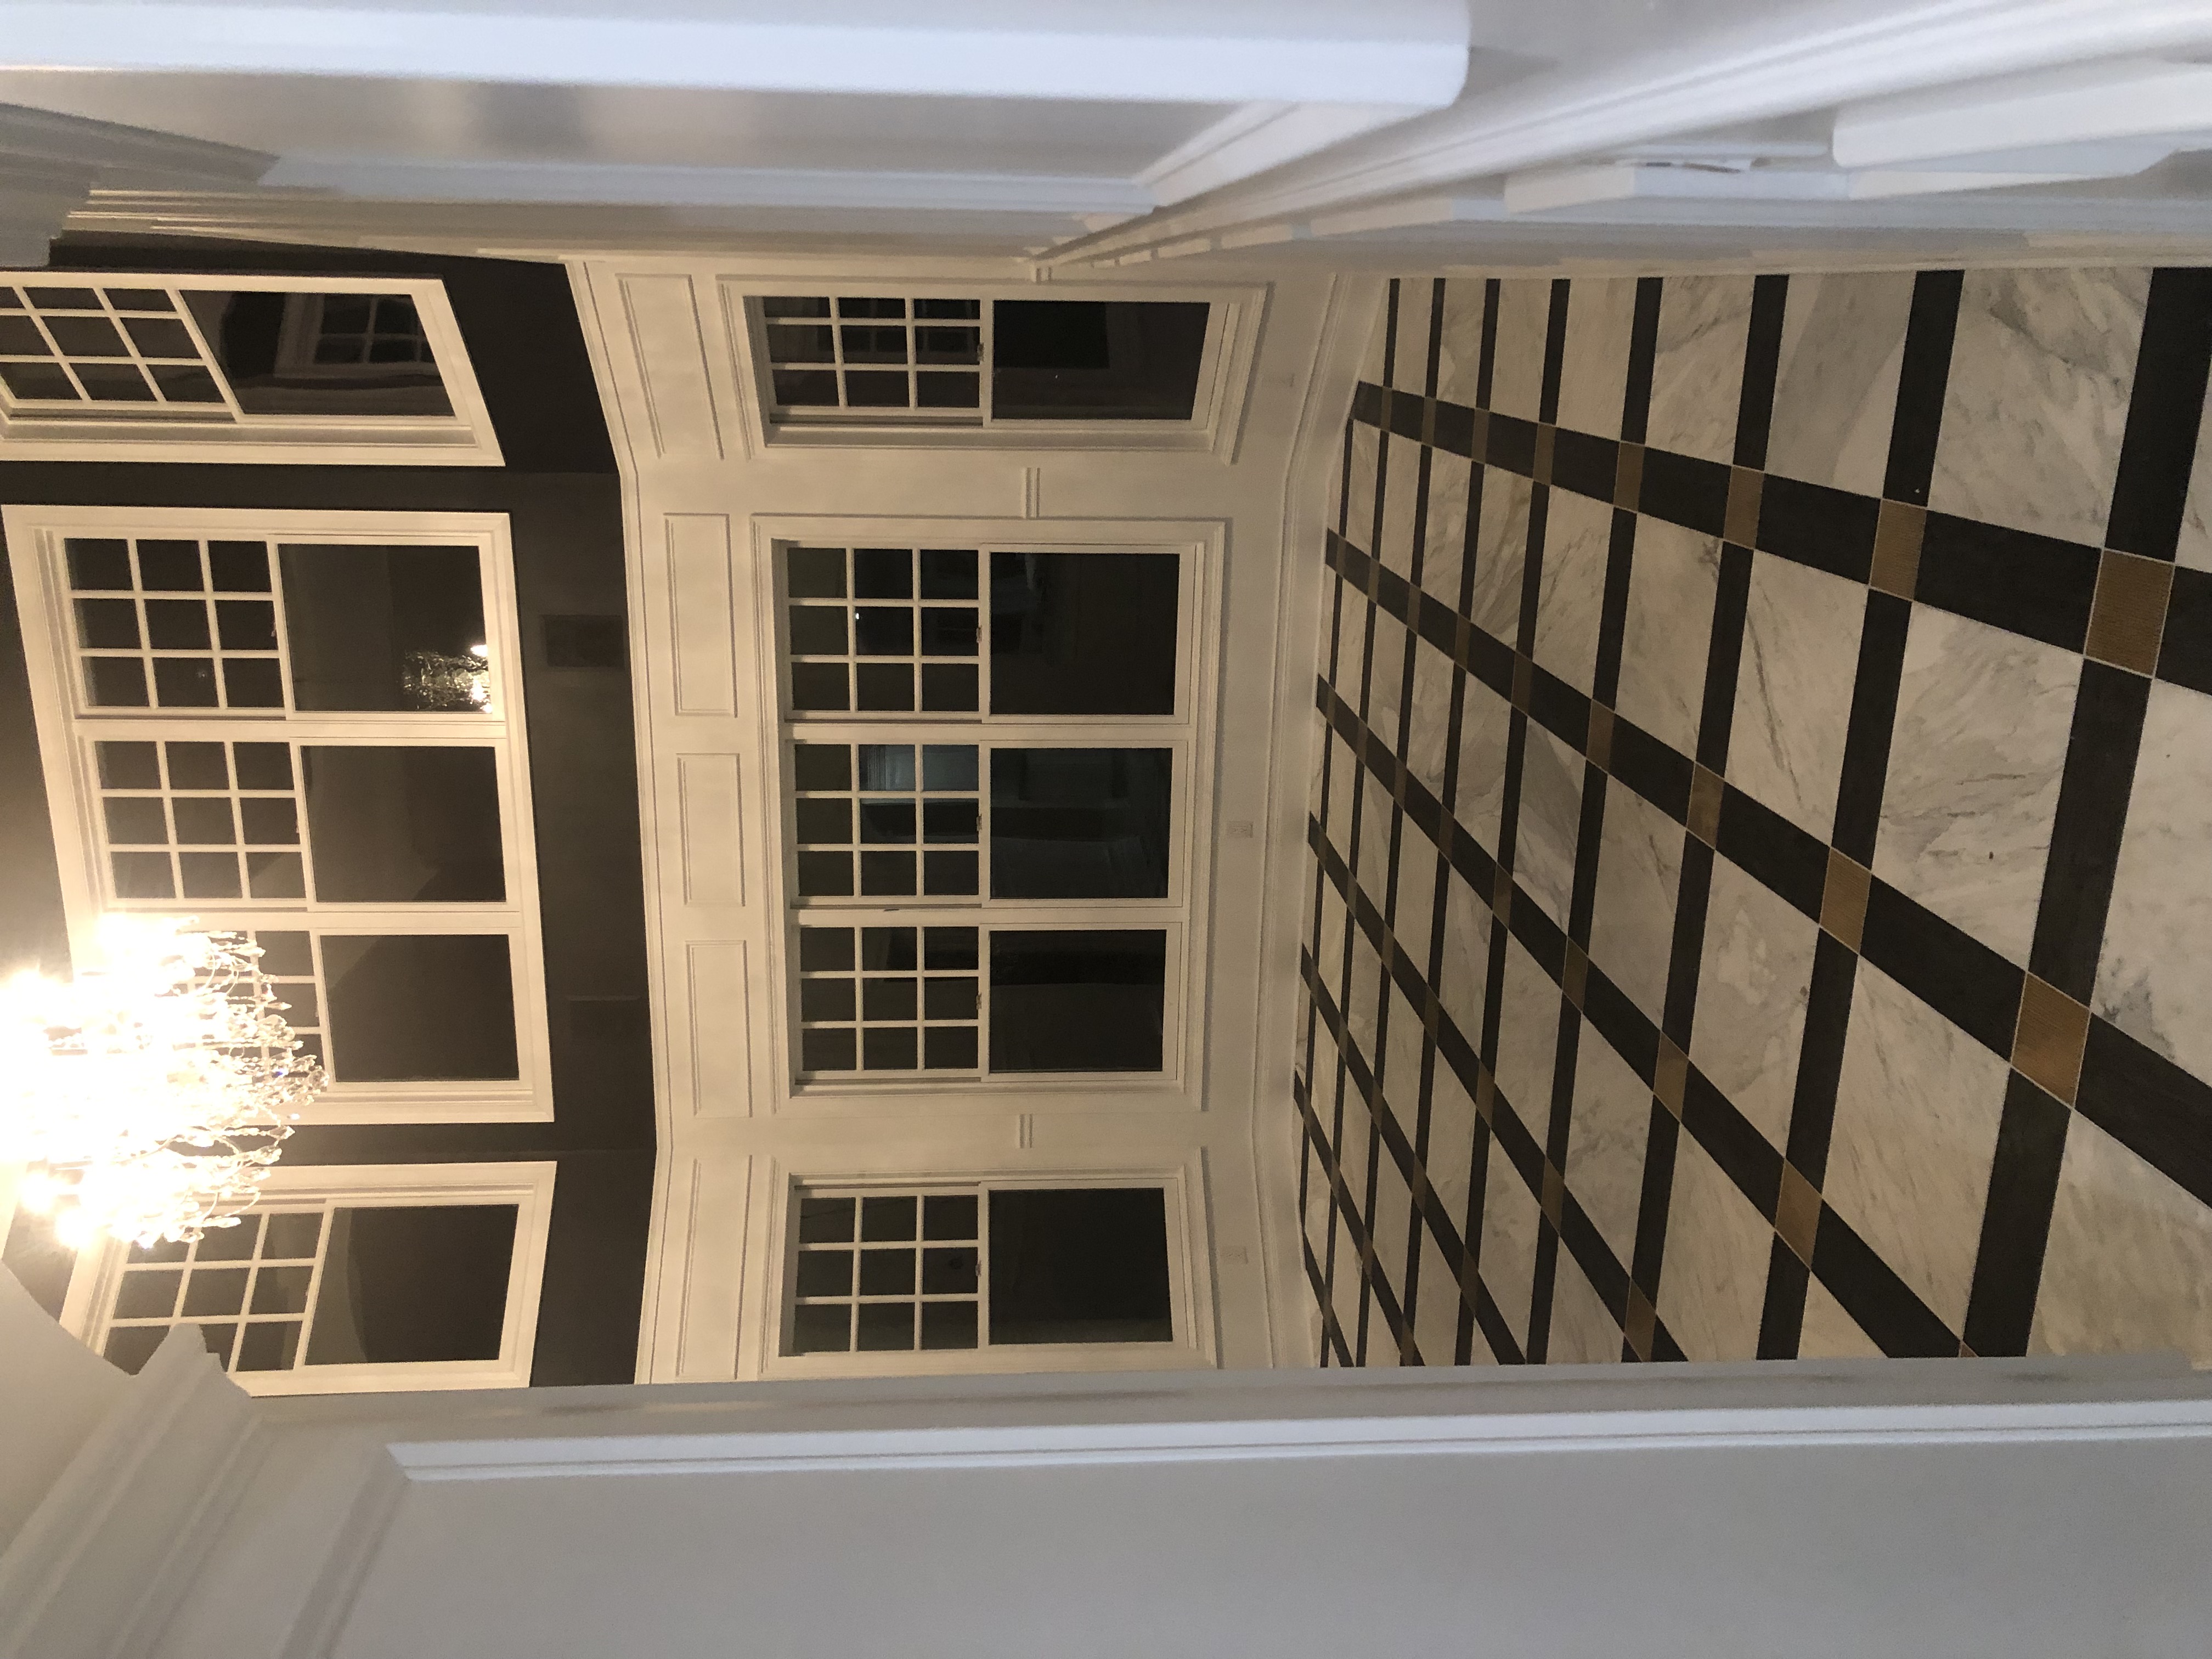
1871, 500, 1925, 598
1513, 653, 1534, 711
1422, 396, 1438, 448
1493, 865, 1515, 921
1423, 991, 1442, 1037
1455, 613, 1474, 667
1775, 1164, 1821, 1266
1541, 1164, 1565, 1227
1958, 1339, 1978, 1359
1654, 1039, 1687, 1117
1475, 1065, 1496, 1123
1469, 407, 1491, 459
1615, 442, 1645, 510
1726, 467, 1764, 548
1587, 702, 1615, 770
1688, 764, 1724, 845
1626, 1285, 1657, 1358
2085, 549, 2175, 676
1563, 941, 1589, 1008
1821, 848, 1871, 952
2012, 972, 2091, 1105
1534, 424, 1556, 484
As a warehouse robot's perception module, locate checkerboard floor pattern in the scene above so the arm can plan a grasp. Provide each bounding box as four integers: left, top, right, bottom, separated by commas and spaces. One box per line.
1299, 269, 2212, 1367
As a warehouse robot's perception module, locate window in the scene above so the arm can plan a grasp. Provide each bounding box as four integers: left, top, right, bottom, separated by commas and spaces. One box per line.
8, 506, 550, 1124
735, 286, 1256, 453
69, 1162, 556, 1395
783, 1182, 1175, 1357
777, 536, 1199, 1087
0, 275, 499, 464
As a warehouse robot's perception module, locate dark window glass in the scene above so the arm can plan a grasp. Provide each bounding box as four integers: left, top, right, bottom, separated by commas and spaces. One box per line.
988, 1187, 1173, 1345
990, 748, 1171, 900
990, 552, 1177, 716
278, 545, 487, 711
96, 741, 159, 789
791, 1304, 851, 1352
65, 538, 132, 590
988, 930, 1166, 1073
182, 291, 453, 417
321, 934, 520, 1081
304, 1205, 516, 1365
301, 747, 503, 901
990, 301, 1208, 421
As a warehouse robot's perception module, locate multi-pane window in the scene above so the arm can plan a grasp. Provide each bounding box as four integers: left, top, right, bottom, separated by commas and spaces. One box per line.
780, 538, 1193, 1085
0, 279, 453, 420
11, 506, 546, 1124
751, 296, 1212, 428
95, 1199, 518, 1378
785, 1183, 1174, 1356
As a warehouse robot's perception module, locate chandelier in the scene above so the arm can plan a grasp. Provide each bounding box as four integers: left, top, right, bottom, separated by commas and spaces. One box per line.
0, 916, 324, 1249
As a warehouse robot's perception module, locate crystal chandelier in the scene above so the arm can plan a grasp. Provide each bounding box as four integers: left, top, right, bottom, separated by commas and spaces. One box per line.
0, 917, 324, 1249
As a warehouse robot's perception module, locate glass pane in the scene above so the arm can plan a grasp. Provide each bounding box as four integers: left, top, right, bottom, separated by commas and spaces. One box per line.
988, 1187, 1173, 1345
279, 545, 488, 712
990, 300, 1207, 421
791, 1304, 852, 1353
304, 1204, 517, 1365
989, 748, 1171, 900
988, 930, 1166, 1073
320, 934, 520, 1081
182, 290, 453, 416
920, 1301, 979, 1350
798, 1195, 856, 1244
301, 747, 504, 901
990, 552, 1178, 716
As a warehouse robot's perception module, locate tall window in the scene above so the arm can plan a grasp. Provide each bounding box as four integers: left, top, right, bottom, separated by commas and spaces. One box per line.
7, 505, 551, 1123
0, 276, 499, 464
747, 295, 1214, 429
777, 539, 1198, 1085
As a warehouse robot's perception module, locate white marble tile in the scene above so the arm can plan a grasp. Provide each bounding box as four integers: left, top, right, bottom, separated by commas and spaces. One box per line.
1345, 924, 1385, 1066
1364, 608, 1408, 749
1693, 850, 1818, 1152
1335, 1096, 1374, 1228
1479, 1132, 1543, 1352
2094, 680, 2212, 1089
2173, 378, 2212, 572
1555, 276, 1638, 438
1728, 550, 1863, 843
2030, 1114, 2212, 1365
1413, 1225, 1465, 1365
1931, 267, 2149, 548
1455, 674, 1514, 859
1329, 1211, 1366, 1353
1588, 782, 1684, 1025
1316, 882, 1348, 1001
1379, 431, 1423, 580
1565, 1023, 1653, 1268
1404, 636, 1455, 803
1393, 816, 1441, 975
1469, 467, 1533, 642
1493, 934, 1562, 1131
1764, 270, 1915, 496
1436, 867, 1494, 1046
1488, 279, 1551, 421
1532, 487, 1611, 697
1305, 707, 1329, 826
1645, 274, 1754, 466
1359, 284, 1392, 387
1874, 606, 2081, 967
1394, 277, 1437, 393
1615, 515, 1719, 758
1426, 1051, 1480, 1231
1302, 1155, 1334, 1269
1344, 420, 1379, 546
1513, 722, 1585, 931
1435, 279, 1487, 408
1330, 581, 1369, 704
1422, 448, 1474, 606
1798, 1275, 1884, 1359
1656, 1128, 1772, 1362
1384, 980, 1425, 1115
1323, 727, 1357, 857
1547, 1248, 1624, 1364
1825, 959, 2010, 1334
1369, 1124, 1415, 1302
1357, 769, 1394, 909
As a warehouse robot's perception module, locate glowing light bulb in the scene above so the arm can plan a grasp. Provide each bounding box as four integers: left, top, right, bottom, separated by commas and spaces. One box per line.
17, 1169, 58, 1212
469, 642, 489, 657
53, 1206, 94, 1250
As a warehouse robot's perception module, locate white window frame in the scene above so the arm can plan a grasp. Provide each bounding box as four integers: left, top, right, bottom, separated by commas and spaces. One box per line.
5, 504, 553, 1125
725, 280, 1264, 459
755, 1155, 1212, 1380
753, 518, 1220, 1106
59, 1160, 557, 1396
0, 274, 501, 466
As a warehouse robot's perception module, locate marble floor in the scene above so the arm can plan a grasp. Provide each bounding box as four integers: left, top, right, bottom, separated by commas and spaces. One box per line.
1297, 267, 2212, 1366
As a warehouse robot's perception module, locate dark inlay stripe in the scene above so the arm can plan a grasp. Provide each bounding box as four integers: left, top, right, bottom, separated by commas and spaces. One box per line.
1551, 427, 1619, 503
1735, 274, 1789, 471
1607, 714, 1694, 819
1884, 269, 1963, 506
2028, 662, 2152, 1002
1915, 511, 2100, 653
1830, 590, 1912, 865
1715, 788, 1828, 921
2106, 267, 2212, 560
1812, 1209, 1957, 1357
2158, 566, 2212, 696
1858, 877, 2025, 1058
1961, 1072, 2072, 1357
1639, 447, 1730, 537
1756, 475, 1878, 584
2076, 1016, 2212, 1210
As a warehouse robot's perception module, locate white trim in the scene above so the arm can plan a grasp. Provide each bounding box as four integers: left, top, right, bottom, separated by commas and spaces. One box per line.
2, 503, 552, 1128
725, 279, 1265, 459
0, 274, 501, 466
751, 1150, 1215, 1381
60, 1160, 558, 1397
